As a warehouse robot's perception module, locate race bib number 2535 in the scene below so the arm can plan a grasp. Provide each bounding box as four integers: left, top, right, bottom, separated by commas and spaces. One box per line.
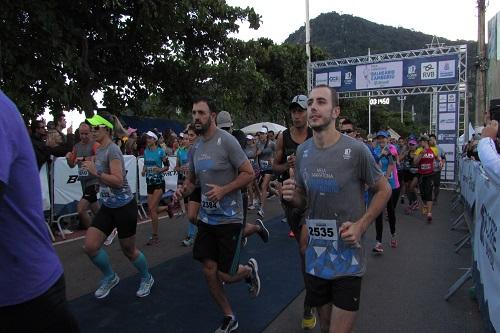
306, 219, 338, 241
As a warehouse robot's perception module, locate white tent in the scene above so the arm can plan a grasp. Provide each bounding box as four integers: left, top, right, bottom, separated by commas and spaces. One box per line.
240, 122, 287, 134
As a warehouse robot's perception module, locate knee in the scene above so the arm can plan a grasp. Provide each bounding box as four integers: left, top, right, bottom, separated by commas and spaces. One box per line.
202, 261, 218, 278
121, 246, 136, 260
83, 241, 100, 257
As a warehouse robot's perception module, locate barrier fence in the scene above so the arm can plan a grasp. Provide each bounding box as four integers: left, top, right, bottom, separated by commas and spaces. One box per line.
39, 155, 178, 240
454, 158, 499, 333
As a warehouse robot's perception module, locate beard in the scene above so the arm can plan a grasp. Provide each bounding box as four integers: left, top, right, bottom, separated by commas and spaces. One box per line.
310, 117, 333, 133
194, 117, 211, 135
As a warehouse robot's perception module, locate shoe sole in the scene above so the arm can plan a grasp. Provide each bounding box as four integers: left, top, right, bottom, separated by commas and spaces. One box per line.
248, 258, 260, 297
95, 276, 120, 299
256, 219, 269, 243
137, 276, 154, 298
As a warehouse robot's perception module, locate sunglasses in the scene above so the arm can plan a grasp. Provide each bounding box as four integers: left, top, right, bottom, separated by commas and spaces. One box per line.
340, 129, 354, 134
91, 125, 107, 131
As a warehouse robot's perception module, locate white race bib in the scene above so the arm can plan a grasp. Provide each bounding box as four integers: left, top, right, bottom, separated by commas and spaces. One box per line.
201, 194, 220, 213
260, 160, 270, 168
78, 167, 89, 177
100, 185, 112, 199
306, 219, 338, 241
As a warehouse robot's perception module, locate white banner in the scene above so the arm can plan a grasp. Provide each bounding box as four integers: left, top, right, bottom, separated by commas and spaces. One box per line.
473, 171, 500, 332
138, 156, 178, 197
124, 155, 137, 194
39, 163, 51, 211
355, 61, 403, 89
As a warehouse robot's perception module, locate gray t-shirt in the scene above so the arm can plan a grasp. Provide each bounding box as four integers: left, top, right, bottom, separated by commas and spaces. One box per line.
257, 140, 275, 170
295, 135, 382, 280
189, 128, 247, 225
73, 141, 99, 189
95, 143, 133, 208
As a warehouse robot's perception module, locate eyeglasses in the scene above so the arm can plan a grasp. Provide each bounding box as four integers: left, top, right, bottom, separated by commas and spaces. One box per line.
340, 129, 354, 134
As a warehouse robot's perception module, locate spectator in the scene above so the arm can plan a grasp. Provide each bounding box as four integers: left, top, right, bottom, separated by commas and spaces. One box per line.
478, 120, 500, 184
54, 114, 73, 146
30, 120, 71, 169
125, 127, 138, 156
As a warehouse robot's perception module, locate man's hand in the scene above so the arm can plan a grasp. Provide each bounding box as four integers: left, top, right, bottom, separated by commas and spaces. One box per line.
482, 120, 498, 139
206, 184, 226, 202
81, 160, 97, 176
286, 155, 296, 169
339, 222, 363, 247
174, 186, 185, 202
282, 168, 296, 201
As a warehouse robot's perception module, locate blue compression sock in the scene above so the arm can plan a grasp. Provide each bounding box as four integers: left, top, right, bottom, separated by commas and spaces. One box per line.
89, 248, 115, 279
132, 251, 150, 279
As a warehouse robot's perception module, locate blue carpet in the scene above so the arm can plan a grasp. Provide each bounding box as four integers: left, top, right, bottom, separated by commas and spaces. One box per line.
70, 215, 304, 333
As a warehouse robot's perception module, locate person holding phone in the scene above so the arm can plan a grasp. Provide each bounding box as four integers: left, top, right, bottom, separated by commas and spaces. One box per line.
478, 120, 500, 185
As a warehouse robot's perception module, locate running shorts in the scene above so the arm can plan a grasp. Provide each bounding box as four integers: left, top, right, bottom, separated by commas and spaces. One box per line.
92, 198, 137, 239
419, 174, 433, 202
281, 199, 306, 234
305, 274, 362, 311
147, 183, 165, 195
82, 184, 99, 203
193, 222, 243, 275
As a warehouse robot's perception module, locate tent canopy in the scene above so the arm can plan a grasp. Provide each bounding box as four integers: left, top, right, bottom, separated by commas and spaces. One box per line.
240, 122, 287, 134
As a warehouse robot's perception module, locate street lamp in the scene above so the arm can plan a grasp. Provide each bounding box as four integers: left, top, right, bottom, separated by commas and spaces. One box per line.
397, 95, 407, 123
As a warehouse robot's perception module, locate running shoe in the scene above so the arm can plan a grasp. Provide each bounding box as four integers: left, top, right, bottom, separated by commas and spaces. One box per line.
241, 236, 248, 248
256, 219, 269, 243
288, 230, 295, 238
257, 208, 264, 218
248, 204, 256, 210
372, 242, 384, 254
215, 316, 238, 333
182, 237, 195, 247
427, 213, 432, 223
136, 274, 154, 298
390, 234, 398, 248
104, 228, 118, 246
247, 258, 261, 298
400, 195, 405, 204
95, 273, 120, 299
146, 235, 160, 246
302, 313, 317, 330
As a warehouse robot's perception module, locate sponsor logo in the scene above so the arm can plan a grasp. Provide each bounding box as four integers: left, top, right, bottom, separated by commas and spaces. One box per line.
343, 148, 352, 160
438, 60, 455, 79
67, 175, 79, 184
407, 65, 417, 79
328, 71, 342, 88
315, 73, 328, 86
421, 62, 437, 80
344, 71, 353, 85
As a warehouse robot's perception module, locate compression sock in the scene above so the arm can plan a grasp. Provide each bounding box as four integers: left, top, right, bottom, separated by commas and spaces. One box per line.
132, 251, 150, 279
89, 248, 115, 279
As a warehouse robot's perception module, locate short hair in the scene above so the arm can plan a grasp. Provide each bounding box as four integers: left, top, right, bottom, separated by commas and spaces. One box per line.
192, 96, 217, 113
341, 118, 354, 127
312, 84, 339, 107
30, 120, 44, 133
79, 122, 90, 130
429, 133, 437, 139
54, 114, 65, 124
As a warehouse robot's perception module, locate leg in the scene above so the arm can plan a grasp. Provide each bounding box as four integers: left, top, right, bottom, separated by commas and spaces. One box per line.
316, 304, 333, 333
433, 171, 441, 202
77, 199, 91, 229
259, 174, 272, 211
148, 188, 164, 237
388, 188, 400, 235
329, 305, 357, 333
202, 259, 234, 316
375, 214, 383, 243
84, 227, 115, 279
90, 201, 100, 214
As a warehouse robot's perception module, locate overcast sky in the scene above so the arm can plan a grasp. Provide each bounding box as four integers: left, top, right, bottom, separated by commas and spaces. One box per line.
227, 0, 500, 43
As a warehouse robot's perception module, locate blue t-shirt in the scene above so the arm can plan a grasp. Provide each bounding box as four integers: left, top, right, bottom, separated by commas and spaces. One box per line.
0, 90, 63, 306
144, 146, 166, 186
373, 145, 397, 189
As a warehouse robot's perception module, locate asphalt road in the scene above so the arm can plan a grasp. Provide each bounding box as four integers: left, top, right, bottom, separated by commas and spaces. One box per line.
55, 191, 483, 332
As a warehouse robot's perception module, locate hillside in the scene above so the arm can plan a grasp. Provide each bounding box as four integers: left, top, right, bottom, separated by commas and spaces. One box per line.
285, 12, 476, 58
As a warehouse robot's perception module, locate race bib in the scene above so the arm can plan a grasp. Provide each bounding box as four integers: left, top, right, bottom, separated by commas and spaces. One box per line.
78, 167, 89, 177
260, 160, 270, 169
201, 194, 221, 213
421, 163, 432, 170
146, 166, 155, 174
306, 219, 338, 242
100, 185, 112, 199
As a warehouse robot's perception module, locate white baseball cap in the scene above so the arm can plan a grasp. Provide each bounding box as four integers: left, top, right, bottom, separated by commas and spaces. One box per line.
246, 134, 254, 140
258, 127, 268, 134
145, 131, 158, 141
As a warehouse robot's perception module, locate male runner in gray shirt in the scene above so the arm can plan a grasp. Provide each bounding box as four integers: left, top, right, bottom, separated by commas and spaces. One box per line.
174, 97, 261, 333
282, 85, 391, 333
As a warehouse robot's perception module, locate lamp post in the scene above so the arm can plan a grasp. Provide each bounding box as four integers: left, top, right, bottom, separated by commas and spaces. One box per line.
398, 95, 407, 123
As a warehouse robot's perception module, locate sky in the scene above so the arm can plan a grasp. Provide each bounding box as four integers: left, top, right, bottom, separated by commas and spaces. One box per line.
50, 0, 500, 128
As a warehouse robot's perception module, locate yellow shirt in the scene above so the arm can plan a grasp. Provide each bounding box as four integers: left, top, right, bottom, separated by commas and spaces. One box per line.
415, 146, 438, 157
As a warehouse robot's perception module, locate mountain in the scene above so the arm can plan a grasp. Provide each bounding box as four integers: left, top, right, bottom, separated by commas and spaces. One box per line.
285, 11, 476, 59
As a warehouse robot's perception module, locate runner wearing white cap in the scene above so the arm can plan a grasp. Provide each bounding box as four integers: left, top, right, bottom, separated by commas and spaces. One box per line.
256, 126, 275, 218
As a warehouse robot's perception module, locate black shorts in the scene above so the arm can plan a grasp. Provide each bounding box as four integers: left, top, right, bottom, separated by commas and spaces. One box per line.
402, 171, 418, 183
305, 274, 362, 311
147, 183, 165, 195
92, 198, 137, 239
419, 174, 433, 202
0, 274, 80, 333
282, 199, 306, 234
82, 184, 99, 203
193, 222, 243, 275
189, 187, 201, 203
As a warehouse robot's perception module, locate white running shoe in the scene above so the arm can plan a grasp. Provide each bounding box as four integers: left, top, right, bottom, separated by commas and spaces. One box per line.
104, 228, 118, 246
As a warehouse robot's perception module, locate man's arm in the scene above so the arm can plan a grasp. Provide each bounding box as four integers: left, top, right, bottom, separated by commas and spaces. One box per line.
272, 132, 290, 174
281, 168, 307, 209
206, 160, 254, 202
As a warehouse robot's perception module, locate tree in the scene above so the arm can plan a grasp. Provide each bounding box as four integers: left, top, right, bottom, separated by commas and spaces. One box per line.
0, 0, 260, 121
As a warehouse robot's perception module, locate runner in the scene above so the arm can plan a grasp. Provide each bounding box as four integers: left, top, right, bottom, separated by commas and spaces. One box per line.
0, 90, 80, 333
282, 85, 391, 333
400, 138, 420, 214
175, 97, 261, 333
65, 122, 100, 230
176, 131, 190, 216
256, 126, 276, 218
82, 114, 154, 299
414, 135, 441, 222
142, 130, 170, 245
429, 134, 446, 204
244, 134, 262, 211
181, 125, 199, 247
272, 94, 316, 329
372, 130, 401, 254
